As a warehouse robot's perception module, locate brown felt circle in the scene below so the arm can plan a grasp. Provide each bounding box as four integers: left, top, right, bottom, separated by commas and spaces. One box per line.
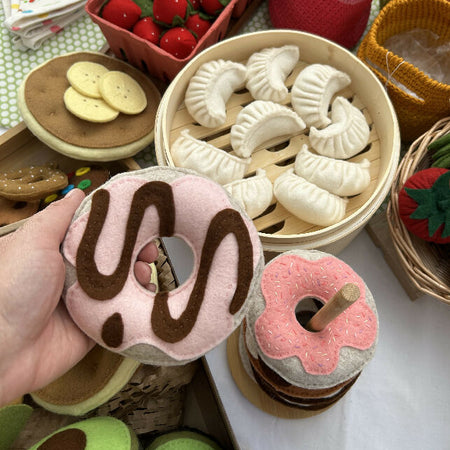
23, 52, 160, 149
37, 428, 87, 450
32, 345, 125, 405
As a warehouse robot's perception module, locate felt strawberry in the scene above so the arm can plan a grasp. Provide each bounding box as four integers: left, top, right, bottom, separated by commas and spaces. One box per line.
133, 17, 162, 45
188, 0, 200, 10
199, 0, 230, 16
153, 0, 189, 27
185, 12, 211, 40
160, 27, 197, 59
131, 0, 153, 17
101, 0, 142, 30
398, 168, 450, 244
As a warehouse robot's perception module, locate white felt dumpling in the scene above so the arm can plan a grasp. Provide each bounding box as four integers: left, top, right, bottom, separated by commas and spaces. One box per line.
184, 59, 247, 128
274, 169, 347, 226
309, 96, 370, 159
225, 169, 273, 219
171, 129, 250, 185
246, 45, 300, 103
291, 64, 351, 129
230, 100, 306, 158
294, 144, 371, 196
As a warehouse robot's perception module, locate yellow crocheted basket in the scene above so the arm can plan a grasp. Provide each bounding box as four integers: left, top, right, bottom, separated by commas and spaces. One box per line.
357, 0, 450, 142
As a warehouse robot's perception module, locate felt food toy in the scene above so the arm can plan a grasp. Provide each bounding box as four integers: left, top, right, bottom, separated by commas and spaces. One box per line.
230, 100, 306, 158
28, 416, 139, 450
146, 430, 222, 450
0, 404, 33, 450
291, 64, 351, 129
18, 52, 161, 162
171, 129, 250, 184
225, 169, 273, 219
242, 249, 378, 411
398, 168, 450, 244
274, 169, 348, 227
308, 96, 370, 160
62, 166, 264, 365
245, 45, 300, 103
294, 144, 371, 197
184, 59, 247, 128
0, 197, 39, 228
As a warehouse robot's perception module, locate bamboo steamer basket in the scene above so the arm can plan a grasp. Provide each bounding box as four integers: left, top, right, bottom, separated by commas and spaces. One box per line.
155, 30, 401, 255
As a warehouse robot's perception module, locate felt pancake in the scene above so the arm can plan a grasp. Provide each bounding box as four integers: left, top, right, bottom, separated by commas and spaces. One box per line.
17, 51, 161, 162
30, 345, 141, 416
0, 404, 33, 449
28, 416, 140, 450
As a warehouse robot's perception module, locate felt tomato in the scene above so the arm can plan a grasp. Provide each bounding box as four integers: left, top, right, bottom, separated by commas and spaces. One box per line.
398, 168, 450, 244
160, 27, 197, 59
153, 0, 189, 26
101, 0, 142, 30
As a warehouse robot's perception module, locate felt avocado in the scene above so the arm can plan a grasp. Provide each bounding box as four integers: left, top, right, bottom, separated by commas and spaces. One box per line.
146, 430, 222, 450
0, 403, 33, 450
28, 416, 139, 450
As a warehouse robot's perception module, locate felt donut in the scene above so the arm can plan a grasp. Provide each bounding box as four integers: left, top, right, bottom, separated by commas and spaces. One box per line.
0, 197, 39, 227
62, 166, 264, 365
242, 249, 378, 410
0, 164, 68, 202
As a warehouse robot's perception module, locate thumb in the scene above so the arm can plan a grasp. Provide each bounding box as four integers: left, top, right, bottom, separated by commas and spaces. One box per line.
19, 189, 85, 249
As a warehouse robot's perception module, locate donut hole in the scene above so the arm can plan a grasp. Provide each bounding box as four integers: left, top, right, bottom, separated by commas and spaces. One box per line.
294, 297, 325, 331
13, 201, 27, 210
161, 236, 195, 285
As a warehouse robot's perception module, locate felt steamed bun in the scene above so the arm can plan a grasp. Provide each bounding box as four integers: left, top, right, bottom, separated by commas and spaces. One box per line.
62, 166, 264, 365
146, 430, 223, 450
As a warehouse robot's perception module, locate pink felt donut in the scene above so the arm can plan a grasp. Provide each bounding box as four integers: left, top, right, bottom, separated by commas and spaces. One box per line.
244, 249, 378, 391
62, 166, 264, 365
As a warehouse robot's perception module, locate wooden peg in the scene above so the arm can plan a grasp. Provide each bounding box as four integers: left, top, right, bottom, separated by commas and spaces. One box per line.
305, 283, 360, 332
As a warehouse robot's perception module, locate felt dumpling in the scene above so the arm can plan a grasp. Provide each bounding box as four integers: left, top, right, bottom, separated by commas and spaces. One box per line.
230, 100, 306, 158
225, 169, 273, 219
291, 64, 351, 129
184, 59, 247, 128
246, 45, 300, 103
171, 129, 250, 185
274, 168, 348, 226
308, 96, 370, 159
294, 144, 371, 196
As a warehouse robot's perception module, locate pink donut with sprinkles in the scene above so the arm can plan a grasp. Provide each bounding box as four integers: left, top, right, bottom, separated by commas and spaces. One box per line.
244, 249, 378, 393
62, 166, 264, 365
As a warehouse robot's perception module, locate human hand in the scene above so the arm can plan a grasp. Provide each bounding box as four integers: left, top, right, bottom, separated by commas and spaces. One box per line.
0, 189, 159, 406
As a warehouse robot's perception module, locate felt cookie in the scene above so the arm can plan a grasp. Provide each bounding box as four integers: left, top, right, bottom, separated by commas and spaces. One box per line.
18, 52, 161, 162
0, 197, 39, 227
62, 166, 264, 365
28, 416, 139, 450
99, 71, 147, 115
0, 404, 33, 450
0, 164, 68, 202
67, 61, 110, 99
147, 430, 222, 450
64, 87, 120, 123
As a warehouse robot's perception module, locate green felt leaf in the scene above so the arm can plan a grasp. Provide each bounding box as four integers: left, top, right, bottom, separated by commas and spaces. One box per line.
405, 171, 450, 238
132, 0, 153, 17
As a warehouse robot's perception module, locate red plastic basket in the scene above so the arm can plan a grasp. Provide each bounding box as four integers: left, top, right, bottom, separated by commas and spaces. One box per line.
86, 0, 249, 82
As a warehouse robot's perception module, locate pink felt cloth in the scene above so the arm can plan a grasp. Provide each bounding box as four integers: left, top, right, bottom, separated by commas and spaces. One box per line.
63, 175, 261, 361
255, 254, 377, 375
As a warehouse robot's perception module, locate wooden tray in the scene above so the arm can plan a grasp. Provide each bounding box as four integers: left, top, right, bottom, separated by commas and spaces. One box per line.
155, 30, 400, 252
0, 122, 140, 236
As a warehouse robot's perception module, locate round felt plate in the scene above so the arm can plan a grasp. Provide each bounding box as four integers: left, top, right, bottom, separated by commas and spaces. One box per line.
18, 51, 161, 162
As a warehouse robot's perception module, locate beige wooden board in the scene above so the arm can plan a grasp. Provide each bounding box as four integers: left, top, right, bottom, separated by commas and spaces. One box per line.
166, 62, 381, 239
226, 329, 333, 419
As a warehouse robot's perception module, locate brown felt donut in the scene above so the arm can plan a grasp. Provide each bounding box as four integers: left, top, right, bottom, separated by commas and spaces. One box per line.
0, 197, 40, 227
0, 165, 68, 202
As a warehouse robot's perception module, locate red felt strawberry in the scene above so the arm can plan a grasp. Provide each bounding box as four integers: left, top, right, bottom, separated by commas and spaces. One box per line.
160, 27, 197, 59
398, 168, 450, 244
133, 17, 163, 45
101, 0, 142, 30
186, 12, 211, 40
188, 0, 200, 10
153, 0, 189, 27
200, 0, 230, 16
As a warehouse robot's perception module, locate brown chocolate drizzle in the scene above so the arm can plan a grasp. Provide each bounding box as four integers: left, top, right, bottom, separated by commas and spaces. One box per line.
101, 313, 124, 348
151, 208, 254, 343
76, 181, 175, 300
38, 428, 87, 450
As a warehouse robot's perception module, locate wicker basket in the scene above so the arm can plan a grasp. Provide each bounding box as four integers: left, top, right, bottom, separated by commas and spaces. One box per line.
357, 0, 450, 143
386, 117, 450, 305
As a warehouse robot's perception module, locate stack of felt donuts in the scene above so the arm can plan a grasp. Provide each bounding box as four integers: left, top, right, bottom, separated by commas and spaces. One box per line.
239, 249, 379, 411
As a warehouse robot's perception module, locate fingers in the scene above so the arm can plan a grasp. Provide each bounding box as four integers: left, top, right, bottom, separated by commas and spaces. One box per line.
134, 241, 159, 288
19, 188, 85, 249
137, 241, 159, 263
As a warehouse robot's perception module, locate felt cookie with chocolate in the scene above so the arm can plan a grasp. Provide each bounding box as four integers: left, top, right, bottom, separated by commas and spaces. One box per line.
62, 166, 264, 365
18, 51, 161, 162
